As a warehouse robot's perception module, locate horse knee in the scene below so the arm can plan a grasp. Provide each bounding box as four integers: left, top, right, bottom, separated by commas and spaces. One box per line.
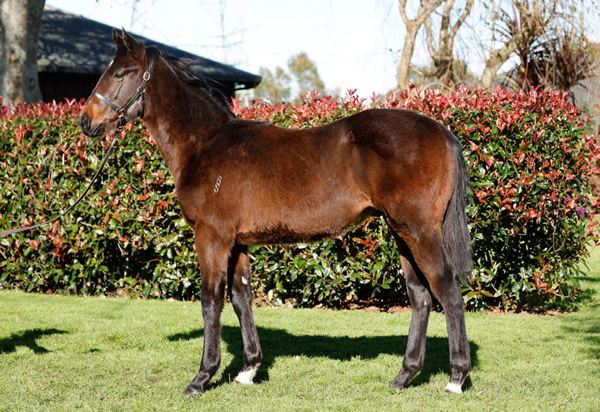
201, 275, 226, 307
408, 287, 432, 312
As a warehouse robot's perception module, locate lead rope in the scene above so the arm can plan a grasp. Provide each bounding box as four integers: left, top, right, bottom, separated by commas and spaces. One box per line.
0, 130, 121, 237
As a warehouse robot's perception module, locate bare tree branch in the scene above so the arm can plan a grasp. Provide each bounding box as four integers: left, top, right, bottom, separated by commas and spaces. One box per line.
477, 0, 554, 89
396, 0, 445, 90
423, 0, 473, 91
449, 0, 472, 40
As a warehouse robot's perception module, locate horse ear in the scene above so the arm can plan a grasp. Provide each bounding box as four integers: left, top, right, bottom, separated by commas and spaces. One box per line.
112, 29, 125, 49
121, 28, 145, 59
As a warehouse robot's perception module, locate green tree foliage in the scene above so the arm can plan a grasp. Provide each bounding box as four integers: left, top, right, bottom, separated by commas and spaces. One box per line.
253, 66, 291, 102
287, 52, 325, 99
253, 52, 328, 102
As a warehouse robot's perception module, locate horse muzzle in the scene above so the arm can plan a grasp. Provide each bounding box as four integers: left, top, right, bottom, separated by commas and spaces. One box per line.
79, 112, 105, 137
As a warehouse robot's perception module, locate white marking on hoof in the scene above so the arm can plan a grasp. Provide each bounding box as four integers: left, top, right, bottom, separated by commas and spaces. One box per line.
445, 382, 463, 394
234, 364, 260, 385
241, 276, 248, 285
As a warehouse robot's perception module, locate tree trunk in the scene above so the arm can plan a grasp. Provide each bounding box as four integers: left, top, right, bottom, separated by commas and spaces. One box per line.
396, 0, 444, 90
396, 24, 421, 90
477, 22, 539, 90
424, 0, 473, 92
0, 0, 45, 106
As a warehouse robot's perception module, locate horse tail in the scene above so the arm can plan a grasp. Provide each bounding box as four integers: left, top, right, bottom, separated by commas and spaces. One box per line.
443, 130, 473, 282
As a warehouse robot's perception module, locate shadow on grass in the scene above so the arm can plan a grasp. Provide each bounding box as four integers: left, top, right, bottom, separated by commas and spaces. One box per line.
168, 325, 479, 391
574, 276, 600, 283
0, 328, 68, 354
560, 309, 600, 359
573, 274, 600, 307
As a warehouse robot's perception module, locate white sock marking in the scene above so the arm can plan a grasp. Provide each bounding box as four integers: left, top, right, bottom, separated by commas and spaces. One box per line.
234, 364, 260, 385
445, 382, 463, 394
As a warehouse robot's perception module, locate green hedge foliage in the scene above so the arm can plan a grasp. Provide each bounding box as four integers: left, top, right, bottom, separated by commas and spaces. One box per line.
1, 87, 598, 310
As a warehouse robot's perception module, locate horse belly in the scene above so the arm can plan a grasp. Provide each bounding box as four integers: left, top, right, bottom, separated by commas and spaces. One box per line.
236, 188, 374, 245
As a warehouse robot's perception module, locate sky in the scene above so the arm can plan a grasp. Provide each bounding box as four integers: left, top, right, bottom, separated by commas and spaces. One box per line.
44, 0, 600, 99
45, 0, 414, 98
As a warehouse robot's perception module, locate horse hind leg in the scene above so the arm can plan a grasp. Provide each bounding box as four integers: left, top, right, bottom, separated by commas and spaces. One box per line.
390, 244, 433, 389
227, 245, 262, 385
390, 224, 470, 394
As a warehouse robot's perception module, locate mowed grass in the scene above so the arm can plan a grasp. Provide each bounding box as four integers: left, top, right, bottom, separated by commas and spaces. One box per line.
1, 251, 600, 411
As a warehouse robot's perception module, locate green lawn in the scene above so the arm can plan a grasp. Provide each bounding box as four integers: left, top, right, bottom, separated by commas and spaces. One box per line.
1, 250, 599, 411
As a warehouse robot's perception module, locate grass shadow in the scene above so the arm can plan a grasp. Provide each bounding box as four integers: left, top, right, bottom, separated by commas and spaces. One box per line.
574, 276, 600, 284
168, 324, 479, 390
0, 328, 68, 354
560, 313, 600, 359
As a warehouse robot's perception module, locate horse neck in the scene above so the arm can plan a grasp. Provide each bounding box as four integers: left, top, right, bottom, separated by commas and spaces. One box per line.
140, 57, 233, 180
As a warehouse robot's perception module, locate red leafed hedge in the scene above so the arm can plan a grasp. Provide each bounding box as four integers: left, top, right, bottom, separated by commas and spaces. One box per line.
235, 87, 600, 310
0, 86, 598, 310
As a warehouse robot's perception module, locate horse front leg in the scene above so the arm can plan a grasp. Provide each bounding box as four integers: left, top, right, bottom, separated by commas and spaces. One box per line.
227, 245, 262, 385
185, 226, 232, 395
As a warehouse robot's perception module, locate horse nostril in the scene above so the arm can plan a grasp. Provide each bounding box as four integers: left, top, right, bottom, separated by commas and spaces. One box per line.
80, 113, 91, 134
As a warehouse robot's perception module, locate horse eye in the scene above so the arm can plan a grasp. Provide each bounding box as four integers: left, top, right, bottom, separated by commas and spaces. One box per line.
112, 72, 125, 80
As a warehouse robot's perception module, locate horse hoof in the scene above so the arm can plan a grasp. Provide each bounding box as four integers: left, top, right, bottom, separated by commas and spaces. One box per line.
184, 383, 205, 395
389, 379, 407, 389
445, 382, 463, 394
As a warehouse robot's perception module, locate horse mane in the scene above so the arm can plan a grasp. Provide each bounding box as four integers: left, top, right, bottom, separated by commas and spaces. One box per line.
161, 55, 235, 116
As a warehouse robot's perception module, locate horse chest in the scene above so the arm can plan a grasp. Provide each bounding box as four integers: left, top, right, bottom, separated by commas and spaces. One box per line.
174, 173, 232, 226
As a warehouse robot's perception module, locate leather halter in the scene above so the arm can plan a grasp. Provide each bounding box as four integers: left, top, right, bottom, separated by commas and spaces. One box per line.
91, 49, 157, 129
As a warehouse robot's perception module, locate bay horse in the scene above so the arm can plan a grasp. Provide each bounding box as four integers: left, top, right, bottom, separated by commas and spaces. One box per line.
79, 30, 473, 395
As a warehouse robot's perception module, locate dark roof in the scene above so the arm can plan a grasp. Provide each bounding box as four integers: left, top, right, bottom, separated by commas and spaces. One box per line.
38, 6, 261, 90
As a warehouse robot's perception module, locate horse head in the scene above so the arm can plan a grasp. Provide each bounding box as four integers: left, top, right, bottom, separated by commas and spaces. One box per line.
80, 29, 154, 137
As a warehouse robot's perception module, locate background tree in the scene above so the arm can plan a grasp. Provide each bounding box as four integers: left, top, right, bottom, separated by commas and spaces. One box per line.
253, 66, 292, 101
424, 0, 473, 91
396, 0, 445, 90
543, 30, 598, 94
408, 59, 477, 88
288, 52, 325, 99
506, 11, 598, 98
253, 52, 329, 102
476, 0, 556, 89
394, 0, 597, 93
0, 0, 45, 105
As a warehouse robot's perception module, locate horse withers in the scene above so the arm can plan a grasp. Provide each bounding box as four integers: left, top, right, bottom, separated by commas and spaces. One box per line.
79, 29, 473, 395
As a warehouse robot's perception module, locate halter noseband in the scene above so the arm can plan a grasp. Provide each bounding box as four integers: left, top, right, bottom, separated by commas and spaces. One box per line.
91, 48, 158, 130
